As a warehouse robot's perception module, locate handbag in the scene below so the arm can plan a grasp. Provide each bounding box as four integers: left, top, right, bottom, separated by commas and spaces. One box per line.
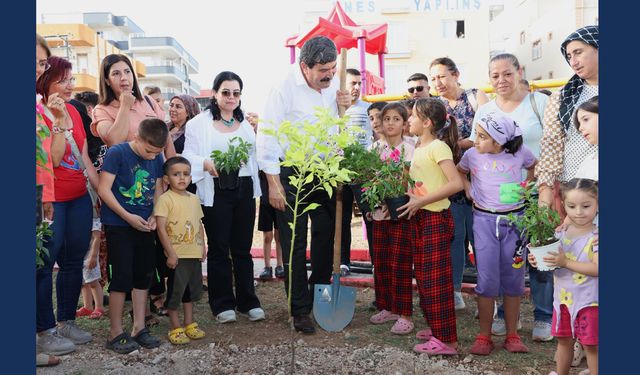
43, 105, 100, 219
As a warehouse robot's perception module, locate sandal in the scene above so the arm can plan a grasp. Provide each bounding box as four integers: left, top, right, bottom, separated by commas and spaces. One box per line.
470, 334, 495, 356
132, 327, 162, 349
105, 332, 140, 354
89, 308, 104, 320
129, 310, 160, 328
76, 307, 93, 317
36, 353, 61, 367
416, 328, 433, 341
390, 318, 414, 335
369, 310, 399, 325
413, 336, 458, 355
150, 296, 168, 316
503, 333, 529, 353
184, 322, 206, 340
168, 328, 190, 345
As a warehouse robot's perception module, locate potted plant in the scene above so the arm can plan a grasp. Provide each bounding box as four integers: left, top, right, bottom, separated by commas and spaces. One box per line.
339, 142, 382, 216
360, 146, 414, 220
210, 136, 252, 190
507, 180, 562, 271
36, 94, 51, 268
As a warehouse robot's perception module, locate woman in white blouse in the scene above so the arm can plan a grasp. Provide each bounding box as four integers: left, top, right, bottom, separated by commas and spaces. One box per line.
183, 71, 264, 323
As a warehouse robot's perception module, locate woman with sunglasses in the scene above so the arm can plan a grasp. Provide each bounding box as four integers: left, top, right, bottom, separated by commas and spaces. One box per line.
182, 71, 264, 323
428, 57, 489, 312
36, 55, 99, 358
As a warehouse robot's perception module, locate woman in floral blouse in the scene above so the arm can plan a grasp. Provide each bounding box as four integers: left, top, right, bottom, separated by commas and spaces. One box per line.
428, 57, 490, 310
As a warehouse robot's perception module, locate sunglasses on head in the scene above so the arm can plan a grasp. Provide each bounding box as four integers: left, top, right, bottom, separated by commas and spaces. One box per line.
408, 86, 425, 94
220, 89, 241, 98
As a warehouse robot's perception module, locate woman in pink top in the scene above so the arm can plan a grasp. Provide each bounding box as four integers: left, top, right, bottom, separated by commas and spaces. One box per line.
91, 54, 175, 157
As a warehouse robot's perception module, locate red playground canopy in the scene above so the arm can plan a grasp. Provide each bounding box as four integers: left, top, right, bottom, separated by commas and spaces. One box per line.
286, 2, 388, 94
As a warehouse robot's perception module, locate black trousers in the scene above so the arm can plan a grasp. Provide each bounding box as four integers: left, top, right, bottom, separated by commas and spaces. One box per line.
202, 177, 261, 315
275, 167, 335, 316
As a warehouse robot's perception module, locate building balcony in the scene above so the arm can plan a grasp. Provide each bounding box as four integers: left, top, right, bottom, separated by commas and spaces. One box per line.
129, 37, 199, 73
37, 24, 96, 47
72, 73, 98, 93
145, 65, 187, 83
134, 60, 146, 77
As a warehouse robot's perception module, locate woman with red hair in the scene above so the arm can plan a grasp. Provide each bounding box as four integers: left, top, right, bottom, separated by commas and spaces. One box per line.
36, 56, 98, 356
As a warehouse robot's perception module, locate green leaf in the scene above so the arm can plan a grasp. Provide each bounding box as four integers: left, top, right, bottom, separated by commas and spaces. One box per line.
301, 203, 320, 214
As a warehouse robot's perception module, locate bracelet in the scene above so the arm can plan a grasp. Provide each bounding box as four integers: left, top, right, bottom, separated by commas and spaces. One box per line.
52, 126, 65, 134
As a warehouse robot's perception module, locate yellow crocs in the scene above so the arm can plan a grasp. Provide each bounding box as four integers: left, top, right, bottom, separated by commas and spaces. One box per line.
184, 323, 206, 340
168, 327, 190, 345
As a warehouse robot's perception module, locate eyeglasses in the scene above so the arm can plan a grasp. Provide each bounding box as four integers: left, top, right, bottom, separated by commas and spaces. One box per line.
57, 77, 77, 86
220, 89, 241, 98
407, 86, 425, 94
37, 60, 51, 71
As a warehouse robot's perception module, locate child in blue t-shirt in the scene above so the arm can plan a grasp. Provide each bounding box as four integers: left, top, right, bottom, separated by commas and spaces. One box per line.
98, 118, 168, 354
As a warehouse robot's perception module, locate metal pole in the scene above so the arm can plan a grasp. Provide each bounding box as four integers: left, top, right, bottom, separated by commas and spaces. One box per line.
357, 37, 366, 96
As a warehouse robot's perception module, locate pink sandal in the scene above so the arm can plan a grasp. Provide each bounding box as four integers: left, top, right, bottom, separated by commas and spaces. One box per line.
369, 310, 399, 325
413, 336, 458, 355
416, 328, 433, 340
390, 318, 414, 335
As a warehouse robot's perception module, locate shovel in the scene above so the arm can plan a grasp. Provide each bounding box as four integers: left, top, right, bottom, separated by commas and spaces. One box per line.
313, 48, 357, 332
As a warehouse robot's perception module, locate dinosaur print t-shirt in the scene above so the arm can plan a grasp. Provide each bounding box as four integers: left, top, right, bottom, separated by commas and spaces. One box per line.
100, 142, 164, 227
153, 189, 204, 258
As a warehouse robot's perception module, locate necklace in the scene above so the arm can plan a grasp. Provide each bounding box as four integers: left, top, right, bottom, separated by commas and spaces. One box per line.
221, 117, 235, 127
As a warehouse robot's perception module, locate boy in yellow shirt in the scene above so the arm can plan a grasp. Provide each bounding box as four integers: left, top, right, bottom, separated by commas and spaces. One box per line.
154, 156, 207, 344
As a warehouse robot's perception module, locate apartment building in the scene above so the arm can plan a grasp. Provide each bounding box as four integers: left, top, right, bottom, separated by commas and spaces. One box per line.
38, 12, 200, 107
295, 0, 498, 94
488, 0, 598, 81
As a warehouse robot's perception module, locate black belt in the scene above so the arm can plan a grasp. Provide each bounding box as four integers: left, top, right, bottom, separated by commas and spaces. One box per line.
473, 204, 525, 215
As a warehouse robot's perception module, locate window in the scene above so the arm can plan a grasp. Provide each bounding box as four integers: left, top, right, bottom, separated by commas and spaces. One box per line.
387, 22, 410, 54
532, 40, 542, 61
547, 32, 553, 41
548, 71, 554, 79
520, 31, 526, 45
442, 20, 465, 39
76, 53, 89, 74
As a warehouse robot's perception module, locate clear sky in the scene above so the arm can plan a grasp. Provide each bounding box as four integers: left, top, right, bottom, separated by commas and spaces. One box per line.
36, 0, 309, 113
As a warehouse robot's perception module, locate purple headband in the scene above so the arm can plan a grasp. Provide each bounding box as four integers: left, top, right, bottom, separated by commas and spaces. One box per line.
476, 112, 522, 145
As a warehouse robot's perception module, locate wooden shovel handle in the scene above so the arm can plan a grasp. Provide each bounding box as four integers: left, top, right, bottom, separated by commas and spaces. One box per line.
338, 48, 348, 117
333, 47, 348, 274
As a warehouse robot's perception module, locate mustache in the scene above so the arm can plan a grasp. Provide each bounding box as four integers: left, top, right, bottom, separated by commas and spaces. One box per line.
320, 77, 331, 82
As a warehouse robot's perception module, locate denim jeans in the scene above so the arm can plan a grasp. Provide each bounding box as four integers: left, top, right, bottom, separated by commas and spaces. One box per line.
450, 200, 473, 291
497, 264, 554, 323
36, 193, 92, 332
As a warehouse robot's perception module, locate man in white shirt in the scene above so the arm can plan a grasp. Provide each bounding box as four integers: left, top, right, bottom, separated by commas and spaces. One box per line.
340, 69, 373, 276
256, 36, 350, 334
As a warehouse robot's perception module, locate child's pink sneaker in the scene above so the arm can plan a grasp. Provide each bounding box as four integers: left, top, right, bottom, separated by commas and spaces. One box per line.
390, 318, 414, 335
369, 310, 399, 324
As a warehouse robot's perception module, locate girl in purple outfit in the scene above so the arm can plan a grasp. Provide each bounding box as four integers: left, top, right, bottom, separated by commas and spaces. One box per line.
529, 178, 598, 375
457, 112, 536, 356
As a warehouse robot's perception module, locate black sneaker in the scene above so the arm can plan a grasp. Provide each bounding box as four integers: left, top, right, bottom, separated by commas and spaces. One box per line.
275, 265, 285, 279
259, 267, 273, 280
293, 314, 316, 334
131, 327, 161, 349
105, 333, 140, 354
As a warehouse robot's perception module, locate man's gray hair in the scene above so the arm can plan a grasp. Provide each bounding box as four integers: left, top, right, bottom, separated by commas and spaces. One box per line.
299, 36, 337, 69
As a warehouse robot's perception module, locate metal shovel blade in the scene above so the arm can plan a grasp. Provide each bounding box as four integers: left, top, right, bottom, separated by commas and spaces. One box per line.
313, 273, 356, 332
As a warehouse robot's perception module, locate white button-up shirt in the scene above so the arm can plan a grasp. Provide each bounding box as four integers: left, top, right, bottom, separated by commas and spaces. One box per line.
256, 64, 339, 175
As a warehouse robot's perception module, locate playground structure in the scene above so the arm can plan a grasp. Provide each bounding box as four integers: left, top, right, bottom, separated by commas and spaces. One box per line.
286, 2, 569, 103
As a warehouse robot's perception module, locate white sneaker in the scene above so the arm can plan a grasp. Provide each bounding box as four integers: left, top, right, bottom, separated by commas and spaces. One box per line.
532, 320, 553, 342
454, 292, 466, 310
216, 310, 237, 323
36, 329, 76, 356
246, 307, 266, 322
57, 320, 92, 344
491, 317, 522, 336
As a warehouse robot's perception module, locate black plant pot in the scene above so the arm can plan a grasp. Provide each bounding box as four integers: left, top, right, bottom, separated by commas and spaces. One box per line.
349, 183, 370, 217
217, 169, 240, 190
385, 195, 410, 221
36, 184, 43, 225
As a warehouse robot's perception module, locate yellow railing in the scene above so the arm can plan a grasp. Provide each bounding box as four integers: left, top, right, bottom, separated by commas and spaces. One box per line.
362, 78, 568, 103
